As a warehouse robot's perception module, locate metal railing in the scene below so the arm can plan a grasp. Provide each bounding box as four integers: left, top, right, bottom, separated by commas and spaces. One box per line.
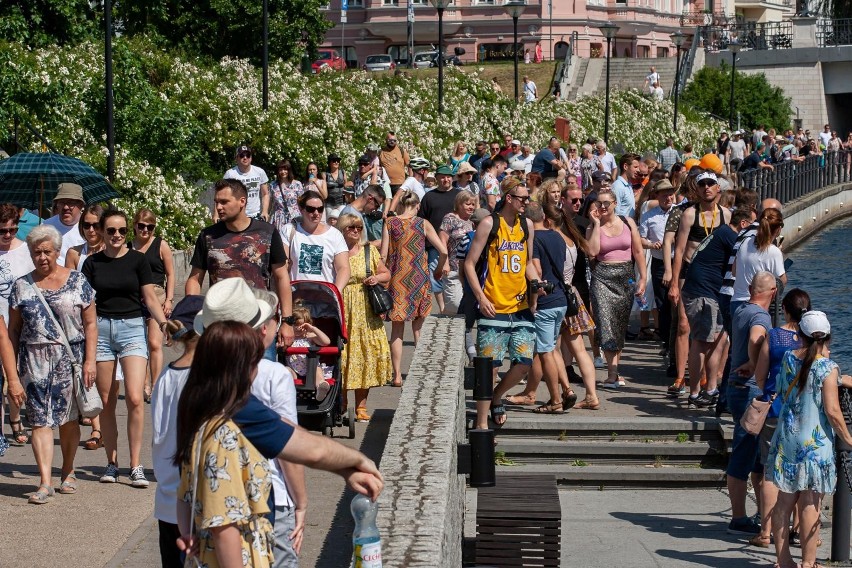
817, 18, 852, 47
679, 9, 734, 27
702, 20, 794, 51
738, 149, 852, 204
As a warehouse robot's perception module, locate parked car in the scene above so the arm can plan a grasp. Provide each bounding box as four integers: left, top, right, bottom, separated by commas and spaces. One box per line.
363, 54, 395, 72
311, 50, 347, 73
412, 50, 464, 68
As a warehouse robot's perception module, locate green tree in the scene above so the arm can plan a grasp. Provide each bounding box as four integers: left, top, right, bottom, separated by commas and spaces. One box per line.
0, 0, 100, 47
115, 0, 333, 65
681, 64, 792, 131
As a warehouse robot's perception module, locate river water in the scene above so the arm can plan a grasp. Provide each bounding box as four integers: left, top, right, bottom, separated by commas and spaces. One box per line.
787, 216, 852, 369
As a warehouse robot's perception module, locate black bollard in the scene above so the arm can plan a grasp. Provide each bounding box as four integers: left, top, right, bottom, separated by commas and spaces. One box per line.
831, 387, 852, 562
469, 429, 496, 487
473, 356, 493, 401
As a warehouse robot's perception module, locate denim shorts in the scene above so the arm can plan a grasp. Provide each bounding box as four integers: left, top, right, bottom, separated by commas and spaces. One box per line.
96, 316, 149, 362
477, 309, 535, 367
534, 305, 568, 353
726, 380, 764, 480
428, 248, 444, 294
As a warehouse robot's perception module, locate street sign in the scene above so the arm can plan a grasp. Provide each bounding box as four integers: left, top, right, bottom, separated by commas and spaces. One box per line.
341, 11, 347, 22
342, 0, 348, 10
408, 3, 414, 22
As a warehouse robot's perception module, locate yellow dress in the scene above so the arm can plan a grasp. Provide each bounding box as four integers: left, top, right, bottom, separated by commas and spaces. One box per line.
341, 245, 392, 390
179, 420, 274, 568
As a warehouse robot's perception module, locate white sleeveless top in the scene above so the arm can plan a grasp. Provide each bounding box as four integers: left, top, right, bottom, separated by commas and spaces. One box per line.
563, 243, 577, 285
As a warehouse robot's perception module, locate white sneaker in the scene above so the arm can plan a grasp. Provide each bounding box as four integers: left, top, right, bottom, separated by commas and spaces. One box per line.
593, 357, 606, 369
129, 465, 149, 488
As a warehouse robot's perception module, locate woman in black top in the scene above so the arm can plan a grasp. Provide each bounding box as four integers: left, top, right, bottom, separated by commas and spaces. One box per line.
130, 208, 175, 402
81, 210, 168, 488
325, 153, 348, 219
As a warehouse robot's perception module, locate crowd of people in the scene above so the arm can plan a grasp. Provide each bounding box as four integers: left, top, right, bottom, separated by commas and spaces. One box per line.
1, 124, 851, 567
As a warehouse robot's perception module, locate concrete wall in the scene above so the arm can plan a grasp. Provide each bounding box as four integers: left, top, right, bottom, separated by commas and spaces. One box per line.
781, 181, 852, 251
377, 316, 467, 568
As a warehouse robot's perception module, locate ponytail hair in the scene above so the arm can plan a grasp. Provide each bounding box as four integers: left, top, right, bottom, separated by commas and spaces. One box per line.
781, 288, 811, 323
756, 207, 783, 251
394, 190, 420, 215
794, 330, 831, 396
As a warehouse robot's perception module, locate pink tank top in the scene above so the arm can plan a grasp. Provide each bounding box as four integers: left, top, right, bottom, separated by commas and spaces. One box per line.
597, 220, 633, 262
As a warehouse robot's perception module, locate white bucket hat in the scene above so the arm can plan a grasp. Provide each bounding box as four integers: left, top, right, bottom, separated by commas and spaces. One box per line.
194, 277, 278, 334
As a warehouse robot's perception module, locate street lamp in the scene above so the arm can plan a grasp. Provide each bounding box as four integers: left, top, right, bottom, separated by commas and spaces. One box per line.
728, 40, 741, 131
429, 0, 450, 114
598, 22, 618, 145
262, 0, 269, 111
670, 31, 685, 133
503, 1, 526, 103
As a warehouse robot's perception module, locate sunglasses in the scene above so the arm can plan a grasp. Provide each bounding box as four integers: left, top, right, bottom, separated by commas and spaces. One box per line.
106, 227, 128, 236
570, 198, 583, 204
238, 152, 252, 158
137, 223, 155, 232
82, 222, 98, 230
346, 225, 364, 231
510, 193, 531, 203
303, 205, 325, 214
596, 201, 614, 209
0, 227, 18, 236
698, 181, 717, 188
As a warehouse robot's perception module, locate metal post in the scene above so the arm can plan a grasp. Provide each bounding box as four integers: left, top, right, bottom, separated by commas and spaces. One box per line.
105, 0, 115, 181
729, 52, 737, 131
673, 45, 682, 133
438, 6, 444, 114
831, 387, 852, 562
604, 36, 612, 145
262, 0, 269, 111
549, 0, 553, 61
513, 15, 520, 102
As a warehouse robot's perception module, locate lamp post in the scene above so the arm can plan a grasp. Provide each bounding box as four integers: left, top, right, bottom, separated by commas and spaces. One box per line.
102, 0, 115, 181
670, 31, 685, 133
728, 40, 741, 131
262, 0, 269, 111
503, 1, 526, 103
429, 0, 450, 114
598, 22, 618, 145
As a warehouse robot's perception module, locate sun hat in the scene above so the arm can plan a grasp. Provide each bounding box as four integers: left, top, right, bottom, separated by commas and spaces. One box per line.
653, 179, 675, 192
54, 182, 85, 203
471, 208, 491, 224
435, 164, 454, 176
194, 278, 278, 335
366, 143, 380, 152
169, 295, 204, 339
455, 162, 477, 176
696, 171, 718, 184
699, 153, 724, 174
509, 160, 526, 172
800, 310, 831, 338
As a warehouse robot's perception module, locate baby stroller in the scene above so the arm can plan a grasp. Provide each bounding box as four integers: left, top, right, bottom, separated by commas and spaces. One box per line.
280, 280, 354, 438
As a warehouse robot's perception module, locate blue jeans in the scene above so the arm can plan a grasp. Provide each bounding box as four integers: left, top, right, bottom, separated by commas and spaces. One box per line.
427, 247, 444, 294
726, 380, 764, 480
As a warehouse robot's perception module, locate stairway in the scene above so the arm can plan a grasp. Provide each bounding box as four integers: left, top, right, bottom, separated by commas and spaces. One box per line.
565, 58, 589, 101
493, 415, 728, 489
563, 56, 680, 101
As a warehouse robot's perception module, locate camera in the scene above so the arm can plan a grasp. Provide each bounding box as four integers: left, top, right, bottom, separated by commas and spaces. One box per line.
530, 279, 554, 294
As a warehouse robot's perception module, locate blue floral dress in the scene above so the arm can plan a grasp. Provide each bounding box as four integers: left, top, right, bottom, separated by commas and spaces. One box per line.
767, 352, 841, 494
269, 180, 304, 238
9, 271, 94, 428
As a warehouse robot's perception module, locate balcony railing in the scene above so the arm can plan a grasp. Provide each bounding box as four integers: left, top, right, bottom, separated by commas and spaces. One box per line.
817, 18, 852, 47
702, 20, 793, 50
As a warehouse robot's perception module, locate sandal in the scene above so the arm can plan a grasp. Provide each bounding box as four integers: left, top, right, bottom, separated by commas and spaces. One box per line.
505, 393, 536, 406
575, 397, 601, 410
84, 429, 103, 450
562, 389, 578, 410
533, 402, 563, 414
10, 419, 29, 446
28, 484, 55, 504
638, 327, 656, 340
58, 474, 77, 495
490, 402, 507, 427
355, 408, 371, 422
748, 534, 771, 548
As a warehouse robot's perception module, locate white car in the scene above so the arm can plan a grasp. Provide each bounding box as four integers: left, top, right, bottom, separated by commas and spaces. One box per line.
413, 52, 436, 69
363, 54, 395, 72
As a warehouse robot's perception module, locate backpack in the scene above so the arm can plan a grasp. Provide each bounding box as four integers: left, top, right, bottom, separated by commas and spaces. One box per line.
474, 211, 530, 284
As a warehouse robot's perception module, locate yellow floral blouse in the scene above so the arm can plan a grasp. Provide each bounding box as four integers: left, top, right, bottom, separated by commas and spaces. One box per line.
179, 419, 274, 567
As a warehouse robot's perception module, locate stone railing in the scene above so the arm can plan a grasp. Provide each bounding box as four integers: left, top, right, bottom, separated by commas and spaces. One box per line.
377, 316, 467, 567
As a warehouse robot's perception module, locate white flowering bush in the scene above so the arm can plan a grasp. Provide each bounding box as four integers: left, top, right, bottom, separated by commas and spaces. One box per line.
1, 39, 723, 247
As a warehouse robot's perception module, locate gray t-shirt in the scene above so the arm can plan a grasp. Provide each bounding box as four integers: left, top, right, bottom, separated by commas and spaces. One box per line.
729, 302, 772, 385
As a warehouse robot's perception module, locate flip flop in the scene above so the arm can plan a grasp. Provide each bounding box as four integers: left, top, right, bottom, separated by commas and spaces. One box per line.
490, 402, 507, 427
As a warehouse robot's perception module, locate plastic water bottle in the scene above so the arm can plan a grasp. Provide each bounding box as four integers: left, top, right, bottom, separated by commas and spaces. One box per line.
351, 494, 382, 567
628, 278, 649, 310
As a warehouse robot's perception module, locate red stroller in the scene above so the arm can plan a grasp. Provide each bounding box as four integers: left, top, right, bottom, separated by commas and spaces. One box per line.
281, 280, 354, 438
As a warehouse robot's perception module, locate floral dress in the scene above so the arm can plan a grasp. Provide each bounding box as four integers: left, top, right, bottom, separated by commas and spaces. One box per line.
439, 213, 473, 273
767, 352, 841, 494
340, 245, 392, 390
9, 271, 93, 428
287, 337, 333, 380
385, 216, 431, 321
269, 180, 304, 238
179, 420, 274, 568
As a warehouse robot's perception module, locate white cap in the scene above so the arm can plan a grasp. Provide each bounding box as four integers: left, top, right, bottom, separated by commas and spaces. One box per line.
696, 171, 718, 184
509, 160, 526, 172
510, 139, 521, 146
800, 310, 831, 338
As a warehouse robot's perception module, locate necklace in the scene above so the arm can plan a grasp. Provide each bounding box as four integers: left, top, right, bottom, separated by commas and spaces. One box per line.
699, 205, 718, 237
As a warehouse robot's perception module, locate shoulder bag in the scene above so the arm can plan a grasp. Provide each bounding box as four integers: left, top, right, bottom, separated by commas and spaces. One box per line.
183, 421, 208, 568
363, 245, 393, 316
26, 275, 102, 418
740, 376, 797, 436
540, 239, 581, 317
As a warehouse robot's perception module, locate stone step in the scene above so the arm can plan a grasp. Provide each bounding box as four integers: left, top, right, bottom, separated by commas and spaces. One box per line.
496, 437, 726, 466
496, 463, 726, 489
494, 414, 723, 442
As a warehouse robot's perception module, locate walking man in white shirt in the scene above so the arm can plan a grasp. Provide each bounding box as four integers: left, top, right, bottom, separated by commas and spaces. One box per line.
523, 75, 537, 103
221, 145, 270, 222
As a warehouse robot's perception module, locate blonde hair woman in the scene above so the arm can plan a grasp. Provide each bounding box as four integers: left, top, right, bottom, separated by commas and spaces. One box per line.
448, 141, 470, 175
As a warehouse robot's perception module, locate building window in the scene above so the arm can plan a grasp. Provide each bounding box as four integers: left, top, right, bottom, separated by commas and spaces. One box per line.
382, 0, 399, 5
349, 0, 364, 6
409, 0, 428, 4
474, 0, 497, 4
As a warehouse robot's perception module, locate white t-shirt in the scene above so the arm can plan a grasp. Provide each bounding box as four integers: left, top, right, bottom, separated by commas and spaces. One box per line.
646, 71, 660, 92
520, 153, 535, 173
399, 176, 425, 200
729, 138, 747, 161
524, 80, 537, 102
251, 359, 298, 507
731, 236, 785, 302
0, 240, 35, 322
224, 164, 269, 218
151, 364, 190, 524
44, 215, 86, 266
819, 130, 832, 148
283, 224, 348, 284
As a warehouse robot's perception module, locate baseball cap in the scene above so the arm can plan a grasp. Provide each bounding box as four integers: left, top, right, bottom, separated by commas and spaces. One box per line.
327, 153, 341, 163
591, 171, 611, 183
510, 139, 521, 146
435, 164, 454, 176
236, 145, 252, 156
169, 295, 204, 339
800, 310, 830, 338
696, 171, 718, 184
358, 155, 372, 165
509, 160, 526, 172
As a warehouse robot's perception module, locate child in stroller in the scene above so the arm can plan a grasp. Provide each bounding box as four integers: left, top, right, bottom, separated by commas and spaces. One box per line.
286, 302, 334, 401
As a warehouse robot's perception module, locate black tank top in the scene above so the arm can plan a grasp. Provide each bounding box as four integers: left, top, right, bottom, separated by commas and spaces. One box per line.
325, 170, 346, 207
130, 237, 166, 287
688, 203, 725, 243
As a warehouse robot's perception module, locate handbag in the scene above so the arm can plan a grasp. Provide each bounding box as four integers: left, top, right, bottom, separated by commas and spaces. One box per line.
740, 377, 797, 436
27, 275, 102, 418
184, 421, 208, 568
543, 239, 580, 318
363, 245, 393, 316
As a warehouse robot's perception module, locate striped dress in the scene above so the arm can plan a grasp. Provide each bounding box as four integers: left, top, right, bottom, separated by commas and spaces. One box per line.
385, 216, 431, 321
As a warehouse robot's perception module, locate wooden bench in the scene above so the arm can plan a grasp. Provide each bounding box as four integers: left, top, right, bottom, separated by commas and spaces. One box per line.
476, 473, 561, 567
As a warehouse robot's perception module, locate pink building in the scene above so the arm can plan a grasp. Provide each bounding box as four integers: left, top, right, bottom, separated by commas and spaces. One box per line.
320, 0, 728, 66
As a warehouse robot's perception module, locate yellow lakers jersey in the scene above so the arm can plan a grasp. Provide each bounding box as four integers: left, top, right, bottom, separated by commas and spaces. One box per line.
483, 215, 529, 313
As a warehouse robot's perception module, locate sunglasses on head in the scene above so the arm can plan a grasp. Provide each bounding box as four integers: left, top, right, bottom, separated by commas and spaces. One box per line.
0, 227, 18, 236
82, 222, 98, 230
106, 227, 128, 236
137, 223, 155, 232
303, 205, 324, 214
